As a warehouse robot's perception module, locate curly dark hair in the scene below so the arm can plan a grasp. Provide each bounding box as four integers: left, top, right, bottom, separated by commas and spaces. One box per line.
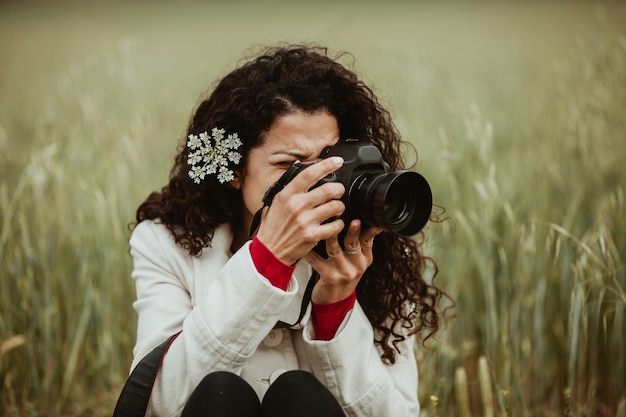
135, 44, 447, 364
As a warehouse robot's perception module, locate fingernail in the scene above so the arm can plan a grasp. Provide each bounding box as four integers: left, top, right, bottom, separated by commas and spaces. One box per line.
330, 156, 343, 166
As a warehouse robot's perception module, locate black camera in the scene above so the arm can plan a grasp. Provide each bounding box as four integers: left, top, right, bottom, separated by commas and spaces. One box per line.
257, 140, 432, 253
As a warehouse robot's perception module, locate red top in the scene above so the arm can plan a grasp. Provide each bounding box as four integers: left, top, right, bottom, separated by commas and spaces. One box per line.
249, 237, 356, 340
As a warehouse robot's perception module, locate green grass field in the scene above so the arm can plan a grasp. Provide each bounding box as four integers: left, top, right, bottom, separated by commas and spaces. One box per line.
1, 2, 625, 416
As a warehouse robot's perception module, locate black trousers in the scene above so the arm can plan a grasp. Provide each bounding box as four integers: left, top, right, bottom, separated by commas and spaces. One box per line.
180, 370, 346, 417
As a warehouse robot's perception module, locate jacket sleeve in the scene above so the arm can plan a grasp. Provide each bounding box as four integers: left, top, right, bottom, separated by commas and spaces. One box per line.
301, 302, 420, 417
129, 221, 300, 417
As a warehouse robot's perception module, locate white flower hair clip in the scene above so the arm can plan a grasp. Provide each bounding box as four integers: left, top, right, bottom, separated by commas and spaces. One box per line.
187, 127, 242, 184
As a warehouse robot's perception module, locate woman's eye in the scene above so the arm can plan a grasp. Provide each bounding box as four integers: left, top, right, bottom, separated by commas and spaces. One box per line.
276, 161, 295, 167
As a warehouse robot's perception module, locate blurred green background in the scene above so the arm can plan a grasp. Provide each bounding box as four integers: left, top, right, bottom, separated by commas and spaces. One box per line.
1, 1, 625, 416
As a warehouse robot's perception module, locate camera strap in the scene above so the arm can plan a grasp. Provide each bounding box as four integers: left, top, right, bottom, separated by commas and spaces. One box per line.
248, 167, 320, 330
274, 270, 319, 329
248, 208, 265, 241
249, 164, 302, 239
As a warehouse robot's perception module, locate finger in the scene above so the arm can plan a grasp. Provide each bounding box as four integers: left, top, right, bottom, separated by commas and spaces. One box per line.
343, 220, 362, 253
288, 156, 344, 192
305, 181, 345, 207
360, 226, 383, 254
303, 249, 324, 267
303, 248, 335, 280
314, 218, 345, 242
325, 234, 343, 258
310, 199, 345, 226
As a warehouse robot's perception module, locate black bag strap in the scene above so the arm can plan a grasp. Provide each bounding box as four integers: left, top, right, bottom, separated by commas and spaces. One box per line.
112, 272, 315, 416
112, 332, 181, 417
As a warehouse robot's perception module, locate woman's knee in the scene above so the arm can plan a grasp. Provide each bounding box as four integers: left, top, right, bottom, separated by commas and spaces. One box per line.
196, 371, 252, 392
262, 371, 345, 417
268, 370, 321, 393
182, 372, 260, 417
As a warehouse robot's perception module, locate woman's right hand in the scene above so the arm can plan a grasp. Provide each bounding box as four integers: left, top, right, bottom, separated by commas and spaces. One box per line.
255, 156, 346, 266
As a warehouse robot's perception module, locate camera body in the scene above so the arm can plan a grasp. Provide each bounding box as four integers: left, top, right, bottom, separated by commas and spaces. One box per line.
260, 140, 432, 256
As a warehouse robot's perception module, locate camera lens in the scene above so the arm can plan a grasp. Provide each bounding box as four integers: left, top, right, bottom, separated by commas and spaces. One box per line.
384, 180, 415, 225
350, 171, 432, 237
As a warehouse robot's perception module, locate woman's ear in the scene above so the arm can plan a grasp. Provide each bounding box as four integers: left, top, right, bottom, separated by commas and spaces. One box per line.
229, 171, 241, 190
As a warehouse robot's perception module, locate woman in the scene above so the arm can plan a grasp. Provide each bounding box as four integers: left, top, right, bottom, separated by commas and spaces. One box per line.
129, 45, 446, 417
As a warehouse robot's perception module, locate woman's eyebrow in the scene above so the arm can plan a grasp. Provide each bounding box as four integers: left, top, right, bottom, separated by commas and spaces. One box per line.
272, 150, 312, 160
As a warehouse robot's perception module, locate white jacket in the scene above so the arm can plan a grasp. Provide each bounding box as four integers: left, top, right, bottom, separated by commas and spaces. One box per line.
130, 220, 420, 417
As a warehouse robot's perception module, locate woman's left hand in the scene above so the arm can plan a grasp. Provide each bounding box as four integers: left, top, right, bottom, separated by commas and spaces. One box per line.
304, 220, 383, 305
